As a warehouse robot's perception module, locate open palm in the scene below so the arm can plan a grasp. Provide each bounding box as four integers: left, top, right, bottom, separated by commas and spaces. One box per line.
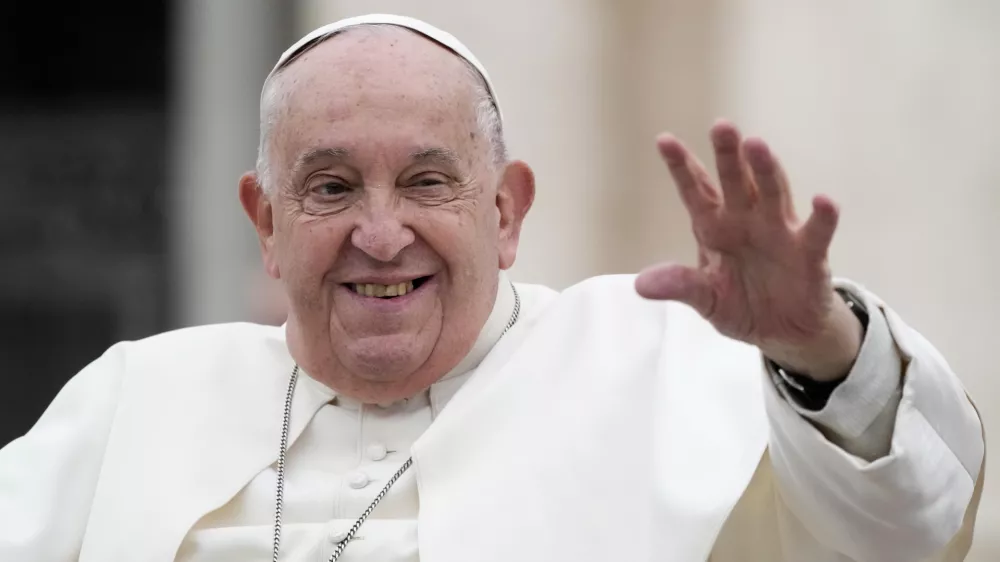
635, 120, 842, 351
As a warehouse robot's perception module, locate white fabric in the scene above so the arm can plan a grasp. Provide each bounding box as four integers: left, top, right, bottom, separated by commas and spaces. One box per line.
0, 275, 984, 561
265, 14, 502, 123
178, 384, 425, 562
178, 282, 903, 561
175, 278, 516, 562
768, 283, 904, 461
166, 280, 902, 561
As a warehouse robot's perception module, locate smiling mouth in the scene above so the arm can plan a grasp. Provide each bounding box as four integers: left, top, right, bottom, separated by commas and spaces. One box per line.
345, 276, 432, 299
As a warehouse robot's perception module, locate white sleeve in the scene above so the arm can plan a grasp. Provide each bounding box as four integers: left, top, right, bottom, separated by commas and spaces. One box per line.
768, 282, 903, 461
763, 282, 985, 562
0, 344, 126, 562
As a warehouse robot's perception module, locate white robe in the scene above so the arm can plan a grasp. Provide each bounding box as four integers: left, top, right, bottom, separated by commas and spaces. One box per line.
176, 281, 520, 562
0, 275, 985, 561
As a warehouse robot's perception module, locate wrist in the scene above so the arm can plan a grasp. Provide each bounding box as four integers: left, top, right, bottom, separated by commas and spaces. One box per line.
762, 290, 867, 382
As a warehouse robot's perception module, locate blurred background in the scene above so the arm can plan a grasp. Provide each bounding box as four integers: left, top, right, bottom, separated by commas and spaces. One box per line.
1, 0, 997, 556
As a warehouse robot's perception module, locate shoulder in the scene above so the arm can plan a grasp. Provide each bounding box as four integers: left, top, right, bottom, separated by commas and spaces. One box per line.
36, 323, 283, 403
515, 274, 706, 335
107, 322, 290, 391
534, 273, 682, 315
517, 274, 740, 359
119, 322, 284, 359
516, 274, 647, 304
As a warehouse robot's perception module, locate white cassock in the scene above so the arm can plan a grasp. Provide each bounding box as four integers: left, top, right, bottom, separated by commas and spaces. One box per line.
0, 274, 985, 562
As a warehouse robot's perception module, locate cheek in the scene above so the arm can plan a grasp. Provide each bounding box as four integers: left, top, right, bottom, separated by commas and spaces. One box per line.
418, 198, 486, 240
473, 197, 502, 251
279, 217, 351, 280
425, 207, 499, 283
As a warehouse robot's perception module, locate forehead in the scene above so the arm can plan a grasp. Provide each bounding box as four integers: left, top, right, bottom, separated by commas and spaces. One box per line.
271, 27, 480, 159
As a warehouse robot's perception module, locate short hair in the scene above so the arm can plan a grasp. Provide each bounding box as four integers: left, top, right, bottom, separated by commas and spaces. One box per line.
255, 23, 507, 193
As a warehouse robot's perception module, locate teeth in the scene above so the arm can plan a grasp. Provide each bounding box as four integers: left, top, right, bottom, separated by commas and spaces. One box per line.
352, 281, 419, 297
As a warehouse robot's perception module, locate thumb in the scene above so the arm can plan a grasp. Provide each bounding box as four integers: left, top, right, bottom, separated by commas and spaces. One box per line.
635, 263, 716, 316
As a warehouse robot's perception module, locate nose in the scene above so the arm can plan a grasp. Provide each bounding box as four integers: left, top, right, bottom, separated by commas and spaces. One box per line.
350, 191, 416, 262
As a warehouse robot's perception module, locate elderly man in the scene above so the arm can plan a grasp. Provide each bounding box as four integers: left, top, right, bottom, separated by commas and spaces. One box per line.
0, 13, 985, 562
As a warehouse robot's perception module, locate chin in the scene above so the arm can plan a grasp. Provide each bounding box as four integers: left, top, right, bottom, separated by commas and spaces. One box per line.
344, 334, 432, 383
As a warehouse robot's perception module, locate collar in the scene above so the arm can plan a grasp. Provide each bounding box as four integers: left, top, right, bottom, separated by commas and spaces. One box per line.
439, 270, 516, 382
429, 271, 515, 415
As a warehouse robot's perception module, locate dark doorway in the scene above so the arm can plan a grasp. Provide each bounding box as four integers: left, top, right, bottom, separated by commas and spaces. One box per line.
0, 0, 171, 445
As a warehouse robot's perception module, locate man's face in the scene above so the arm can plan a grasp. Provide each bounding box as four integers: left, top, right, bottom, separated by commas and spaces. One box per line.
244, 27, 531, 402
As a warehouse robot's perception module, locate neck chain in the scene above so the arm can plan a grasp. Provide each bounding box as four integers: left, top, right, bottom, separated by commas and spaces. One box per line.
272, 284, 521, 562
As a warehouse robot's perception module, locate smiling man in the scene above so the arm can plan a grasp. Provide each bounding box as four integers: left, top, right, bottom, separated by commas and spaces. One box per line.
0, 13, 985, 562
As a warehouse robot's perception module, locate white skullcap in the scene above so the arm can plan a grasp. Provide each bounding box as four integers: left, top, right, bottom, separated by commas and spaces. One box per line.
265, 13, 502, 123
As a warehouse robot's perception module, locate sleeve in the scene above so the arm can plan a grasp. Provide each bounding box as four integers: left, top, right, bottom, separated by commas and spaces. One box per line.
768, 282, 903, 461
0, 343, 127, 562
763, 281, 986, 562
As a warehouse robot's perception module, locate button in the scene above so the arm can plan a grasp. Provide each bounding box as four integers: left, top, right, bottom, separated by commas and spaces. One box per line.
366, 443, 388, 461
328, 527, 349, 544
347, 471, 370, 489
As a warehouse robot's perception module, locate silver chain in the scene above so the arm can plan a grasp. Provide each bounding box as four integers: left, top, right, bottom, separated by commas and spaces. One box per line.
272, 283, 520, 562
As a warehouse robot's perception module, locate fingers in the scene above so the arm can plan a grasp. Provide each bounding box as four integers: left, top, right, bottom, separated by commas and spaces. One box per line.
661, 120, 801, 226
635, 263, 716, 317
710, 120, 757, 211
744, 137, 796, 221
657, 134, 720, 217
801, 195, 839, 256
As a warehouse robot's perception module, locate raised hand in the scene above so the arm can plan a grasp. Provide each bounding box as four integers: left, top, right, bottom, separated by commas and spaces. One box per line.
635, 120, 863, 381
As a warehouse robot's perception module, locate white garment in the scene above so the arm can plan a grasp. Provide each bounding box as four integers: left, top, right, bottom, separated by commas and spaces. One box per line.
176, 277, 902, 562
177, 392, 428, 562
0, 275, 985, 562
176, 280, 517, 562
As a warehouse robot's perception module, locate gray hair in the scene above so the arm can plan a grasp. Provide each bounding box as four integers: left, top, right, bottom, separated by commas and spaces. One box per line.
255, 24, 507, 193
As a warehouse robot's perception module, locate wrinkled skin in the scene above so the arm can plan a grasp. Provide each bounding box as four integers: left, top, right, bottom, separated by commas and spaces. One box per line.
240, 27, 534, 403
636, 123, 863, 382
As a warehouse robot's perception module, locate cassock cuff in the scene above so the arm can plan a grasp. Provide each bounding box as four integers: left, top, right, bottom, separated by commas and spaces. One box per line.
766, 282, 904, 457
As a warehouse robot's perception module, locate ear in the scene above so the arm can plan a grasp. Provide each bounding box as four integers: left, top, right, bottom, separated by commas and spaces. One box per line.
496, 160, 535, 270
238, 171, 281, 279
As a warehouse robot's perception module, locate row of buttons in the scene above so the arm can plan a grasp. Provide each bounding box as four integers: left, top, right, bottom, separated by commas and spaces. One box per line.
344, 443, 390, 490
329, 443, 393, 543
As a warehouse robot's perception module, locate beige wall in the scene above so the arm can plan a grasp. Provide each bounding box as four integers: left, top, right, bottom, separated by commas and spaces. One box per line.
171, 0, 290, 326
260, 0, 997, 555
715, 2, 1000, 556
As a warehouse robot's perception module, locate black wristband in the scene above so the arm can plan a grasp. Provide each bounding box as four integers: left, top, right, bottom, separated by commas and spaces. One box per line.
768, 288, 869, 410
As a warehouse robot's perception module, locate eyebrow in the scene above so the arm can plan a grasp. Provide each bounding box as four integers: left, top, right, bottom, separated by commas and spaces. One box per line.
289, 146, 463, 177
290, 147, 351, 176
409, 147, 462, 167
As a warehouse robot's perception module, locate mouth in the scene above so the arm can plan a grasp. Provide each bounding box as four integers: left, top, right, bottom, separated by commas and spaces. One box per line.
343, 275, 433, 299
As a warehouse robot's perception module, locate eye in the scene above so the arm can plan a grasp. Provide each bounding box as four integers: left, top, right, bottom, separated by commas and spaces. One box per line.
312, 181, 350, 197
408, 174, 448, 188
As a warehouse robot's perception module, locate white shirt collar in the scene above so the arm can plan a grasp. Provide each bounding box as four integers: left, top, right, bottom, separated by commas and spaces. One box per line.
439, 270, 516, 382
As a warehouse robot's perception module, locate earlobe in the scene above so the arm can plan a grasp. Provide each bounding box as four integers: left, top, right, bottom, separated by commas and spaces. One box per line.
496, 161, 536, 270
238, 172, 281, 279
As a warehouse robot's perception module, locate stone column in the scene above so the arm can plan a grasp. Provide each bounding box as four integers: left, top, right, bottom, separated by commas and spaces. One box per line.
169, 0, 291, 326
